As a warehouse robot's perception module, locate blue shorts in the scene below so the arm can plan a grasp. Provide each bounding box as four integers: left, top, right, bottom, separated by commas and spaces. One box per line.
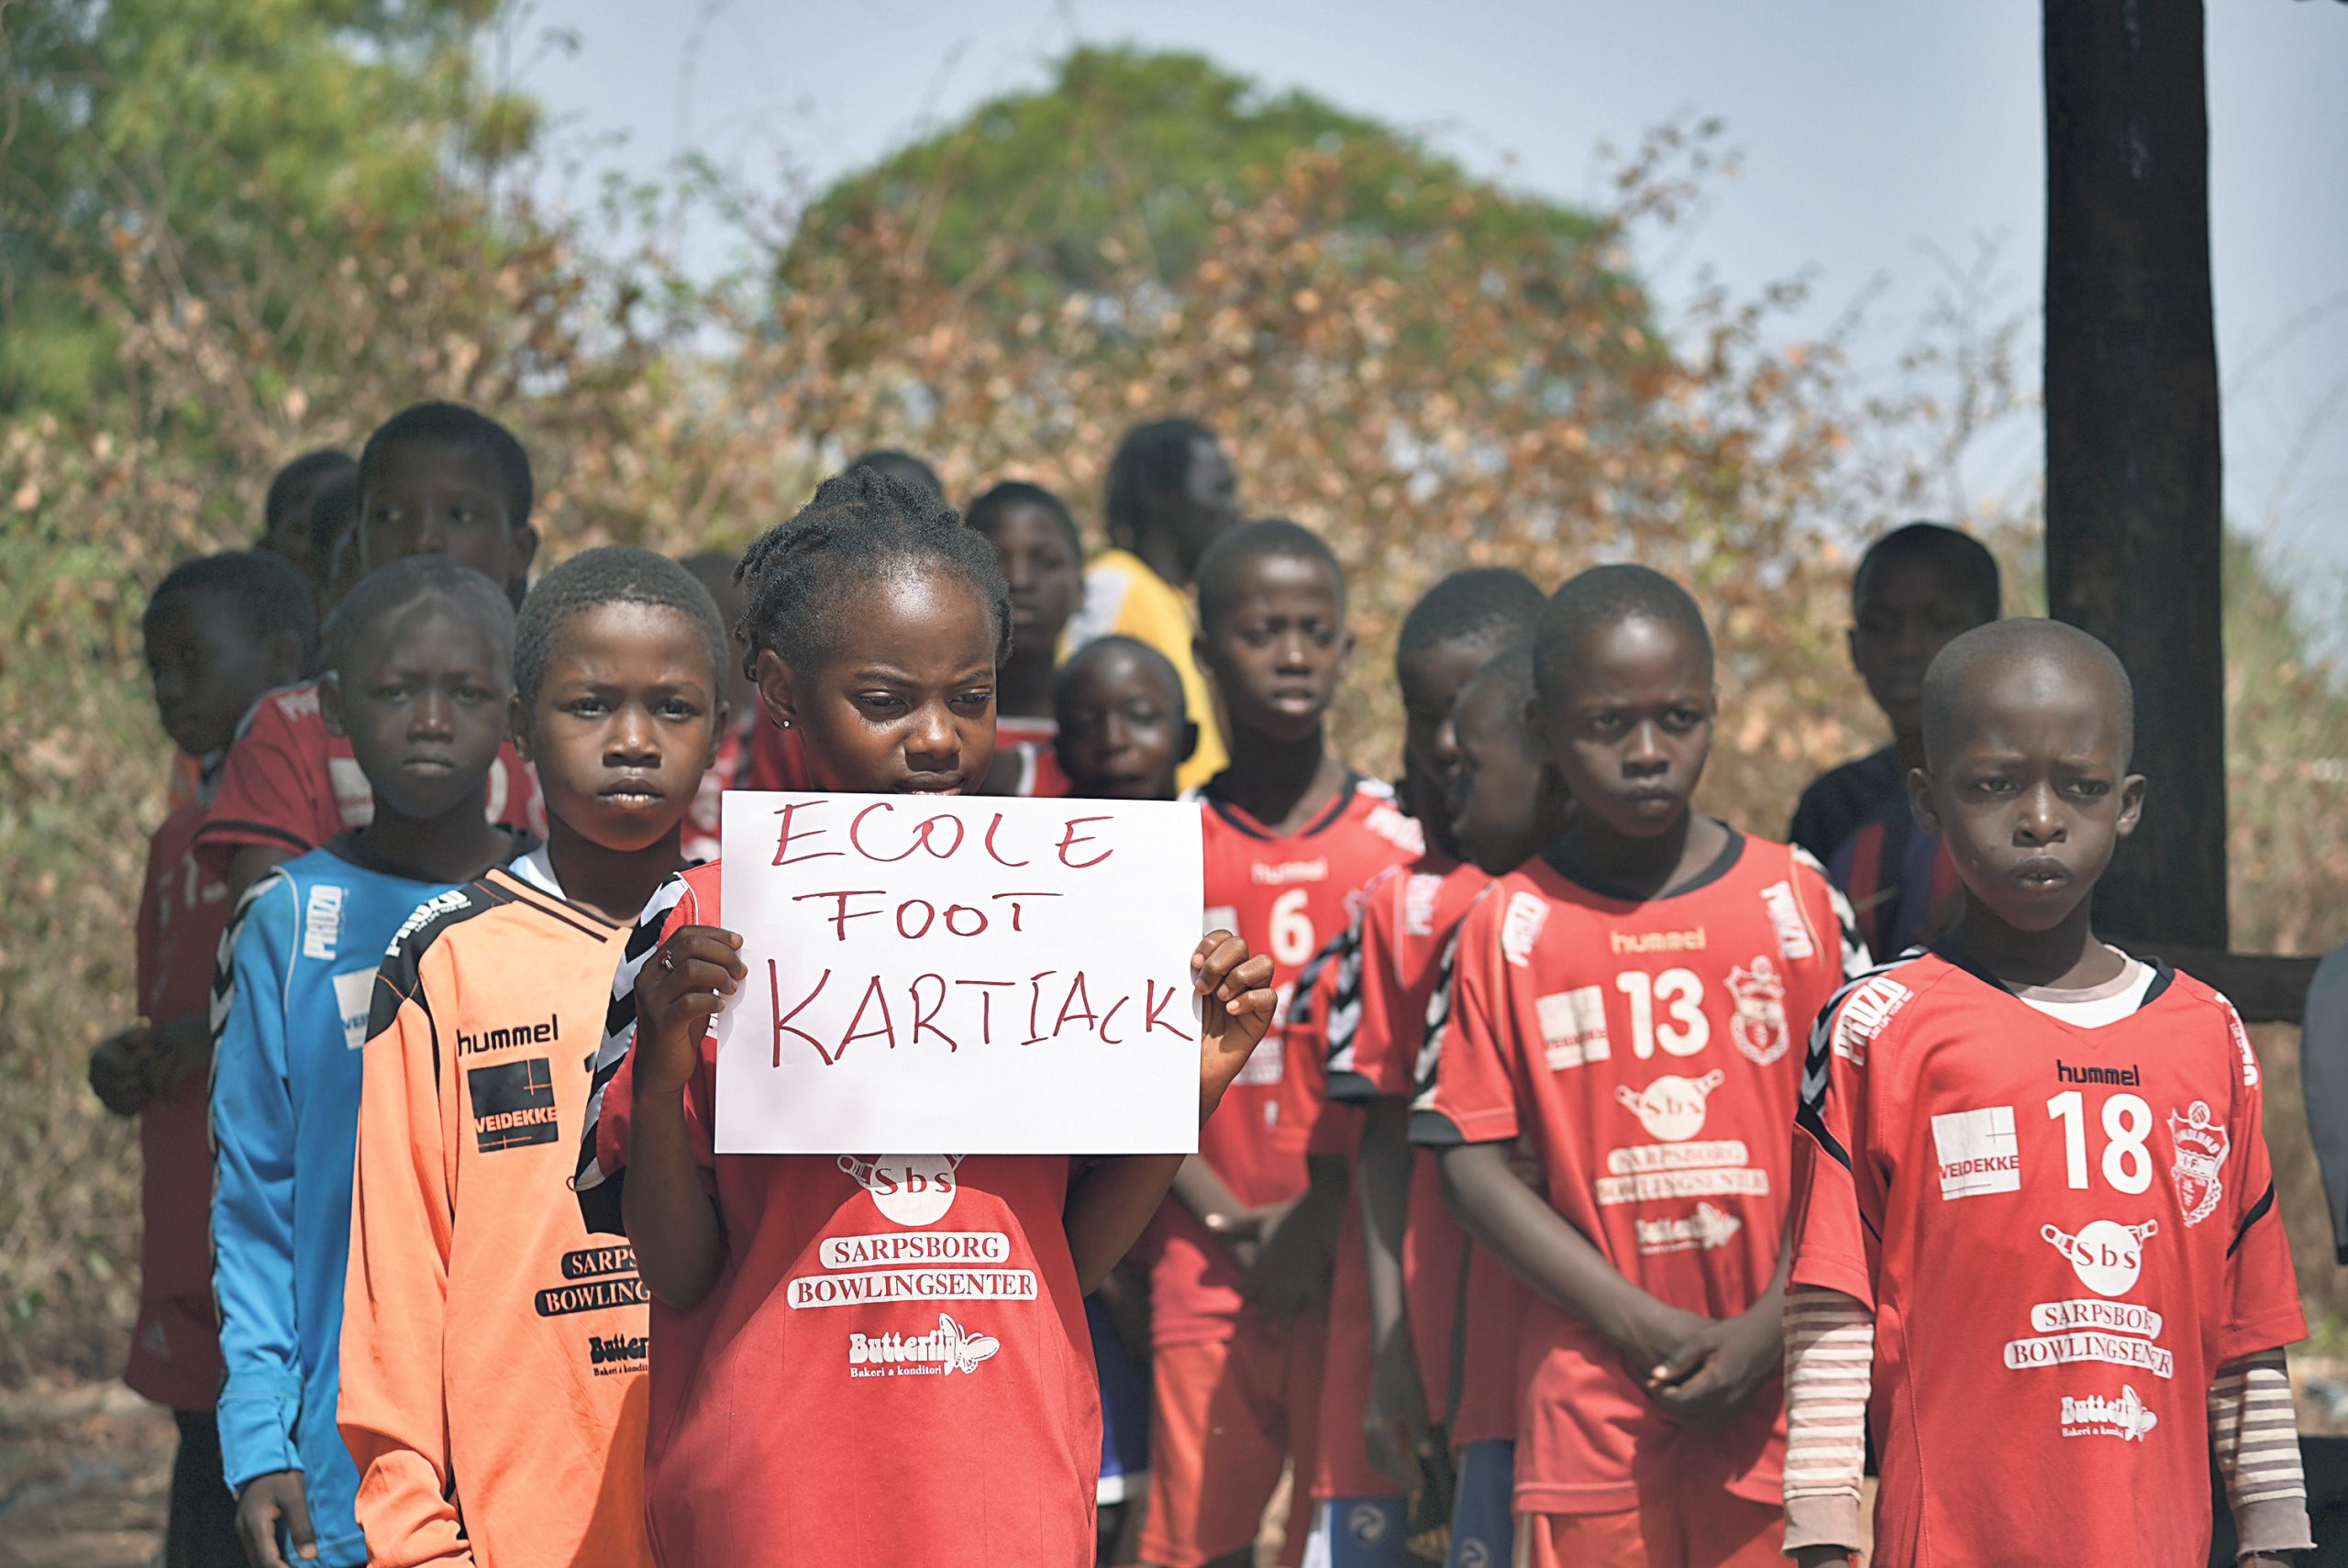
1087, 1294, 1150, 1505
1302, 1496, 1410, 1568
1447, 1440, 1513, 1568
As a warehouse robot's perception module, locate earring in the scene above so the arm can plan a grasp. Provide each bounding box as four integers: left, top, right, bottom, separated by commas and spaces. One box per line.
780, 718, 792, 729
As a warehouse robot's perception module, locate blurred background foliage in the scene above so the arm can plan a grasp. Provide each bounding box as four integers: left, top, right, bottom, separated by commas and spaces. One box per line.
2, 2, 2344, 1384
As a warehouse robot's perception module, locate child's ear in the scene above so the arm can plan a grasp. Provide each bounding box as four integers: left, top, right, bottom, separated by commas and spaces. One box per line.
703, 699, 730, 772
2115, 772, 2147, 840
1906, 767, 1942, 835
318, 672, 348, 739
509, 525, 540, 590
1335, 626, 1357, 684
755, 648, 800, 732
1845, 624, 1862, 674
1178, 720, 1200, 766
508, 692, 534, 762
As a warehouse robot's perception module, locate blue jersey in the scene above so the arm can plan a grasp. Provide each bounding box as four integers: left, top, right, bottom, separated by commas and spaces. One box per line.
210, 848, 469, 1567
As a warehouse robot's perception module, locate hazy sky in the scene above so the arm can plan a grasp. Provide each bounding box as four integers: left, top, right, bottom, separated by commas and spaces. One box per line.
512, 1, 2347, 568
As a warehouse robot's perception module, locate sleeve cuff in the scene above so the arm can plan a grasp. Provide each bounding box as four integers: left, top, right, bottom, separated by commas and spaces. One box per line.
216, 1385, 303, 1489
1788, 1253, 1877, 1311
1780, 1493, 1864, 1553
2233, 1496, 2315, 1556
1407, 1105, 1515, 1147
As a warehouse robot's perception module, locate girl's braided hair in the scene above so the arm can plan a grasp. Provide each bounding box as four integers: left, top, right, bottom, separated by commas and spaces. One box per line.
734, 466, 1010, 679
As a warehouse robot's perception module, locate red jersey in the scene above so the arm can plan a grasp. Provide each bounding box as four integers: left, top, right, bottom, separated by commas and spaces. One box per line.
572, 865, 1101, 1568
681, 713, 751, 865
1789, 951, 2307, 1566
194, 680, 542, 875
125, 799, 233, 1410
1415, 831, 1861, 1515
1337, 858, 1503, 1435
1274, 902, 1383, 1500
1146, 775, 1421, 1348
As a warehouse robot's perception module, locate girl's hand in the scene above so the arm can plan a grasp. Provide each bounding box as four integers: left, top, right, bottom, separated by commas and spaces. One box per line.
634, 926, 745, 1096
1192, 930, 1276, 1121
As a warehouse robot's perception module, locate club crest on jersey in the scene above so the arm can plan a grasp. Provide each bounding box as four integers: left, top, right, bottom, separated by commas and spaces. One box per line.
838, 1154, 966, 1226
1727, 956, 1790, 1066
2061, 1385, 2158, 1442
1500, 892, 1548, 967
1616, 1071, 1725, 1142
2041, 1217, 2158, 1297
1346, 1504, 1390, 1543
2165, 1101, 2229, 1227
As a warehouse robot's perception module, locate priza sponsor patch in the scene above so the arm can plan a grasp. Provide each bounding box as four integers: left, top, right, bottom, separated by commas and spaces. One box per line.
1538, 986, 1611, 1068
468, 1057, 560, 1153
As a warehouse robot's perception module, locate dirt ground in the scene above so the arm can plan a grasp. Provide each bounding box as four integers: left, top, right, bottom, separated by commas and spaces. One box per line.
6, 1369, 2345, 1567
0, 1382, 173, 1568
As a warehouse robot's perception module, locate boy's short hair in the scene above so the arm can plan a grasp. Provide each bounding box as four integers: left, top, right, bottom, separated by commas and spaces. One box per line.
1534, 564, 1712, 699
263, 448, 356, 541
1921, 617, 2133, 769
1105, 417, 1217, 547
1397, 568, 1546, 666
967, 480, 1083, 559
327, 557, 516, 679
1194, 517, 1344, 631
1054, 634, 1187, 713
1854, 522, 2000, 621
514, 546, 730, 713
305, 468, 361, 563
359, 401, 535, 525
147, 550, 320, 665
846, 448, 946, 504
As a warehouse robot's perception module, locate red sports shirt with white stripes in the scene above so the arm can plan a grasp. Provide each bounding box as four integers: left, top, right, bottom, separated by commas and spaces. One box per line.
1787, 949, 2306, 1565
1414, 831, 1862, 1516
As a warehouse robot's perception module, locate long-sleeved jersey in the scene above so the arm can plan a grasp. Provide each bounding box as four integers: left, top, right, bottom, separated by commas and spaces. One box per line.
338, 855, 653, 1568
210, 849, 468, 1567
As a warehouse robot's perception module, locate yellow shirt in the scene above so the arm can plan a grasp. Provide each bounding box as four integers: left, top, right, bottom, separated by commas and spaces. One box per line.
1068, 547, 1226, 791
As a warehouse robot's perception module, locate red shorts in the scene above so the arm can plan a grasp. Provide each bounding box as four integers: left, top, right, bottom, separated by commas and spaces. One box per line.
1142, 1316, 1326, 1568
1512, 1493, 1781, 1568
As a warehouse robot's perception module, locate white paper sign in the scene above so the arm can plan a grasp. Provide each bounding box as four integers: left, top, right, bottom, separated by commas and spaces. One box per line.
714, 791, 1205, 1154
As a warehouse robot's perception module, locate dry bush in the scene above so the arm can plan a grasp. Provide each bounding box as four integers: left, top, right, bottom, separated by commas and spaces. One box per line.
6, 114, 2344, 1382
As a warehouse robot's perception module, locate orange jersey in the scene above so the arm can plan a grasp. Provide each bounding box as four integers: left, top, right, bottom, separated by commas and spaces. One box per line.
340, 859, 653, 1568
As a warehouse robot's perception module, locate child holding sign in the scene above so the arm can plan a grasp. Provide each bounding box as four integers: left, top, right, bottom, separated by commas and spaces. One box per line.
338, 547, 728, 1566
570, 467, 1279, 1568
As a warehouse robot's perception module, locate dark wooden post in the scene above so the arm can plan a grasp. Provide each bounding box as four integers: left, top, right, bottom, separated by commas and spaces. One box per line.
2043, 0, 2228, 948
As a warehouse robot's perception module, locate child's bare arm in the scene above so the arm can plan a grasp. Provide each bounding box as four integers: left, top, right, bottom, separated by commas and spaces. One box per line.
1437, 1141, 1707, 1373
621, 926, 739, 1311
1065, 932, 1275, 1294
1357, 1095, 1430, 1487
1246, 1152, 1345, 1322
1648, 1244, 1791, 1428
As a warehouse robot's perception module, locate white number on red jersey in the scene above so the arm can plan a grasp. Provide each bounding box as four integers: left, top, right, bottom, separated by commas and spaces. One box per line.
1615, 967, 1710, 1059
2045, 1089, 2154, 1196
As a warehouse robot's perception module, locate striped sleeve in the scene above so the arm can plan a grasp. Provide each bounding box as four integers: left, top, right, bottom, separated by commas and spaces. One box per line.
1793, 844, 1871, 979
2209, 1349, 2314, 1555
570, 874, 691, 1235
1780, 1284, 1875, 1552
